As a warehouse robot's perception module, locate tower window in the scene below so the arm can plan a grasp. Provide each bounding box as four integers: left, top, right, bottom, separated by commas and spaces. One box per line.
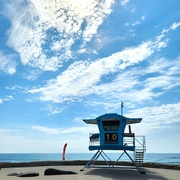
102, 120, 120, 131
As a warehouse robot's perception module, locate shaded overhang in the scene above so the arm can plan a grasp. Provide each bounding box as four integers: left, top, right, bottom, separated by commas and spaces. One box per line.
126, 118, 142, 124
83, 119, 97, 124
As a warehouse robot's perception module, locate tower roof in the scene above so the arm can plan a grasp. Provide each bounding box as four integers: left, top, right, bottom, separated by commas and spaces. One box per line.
83, 113, 142, 125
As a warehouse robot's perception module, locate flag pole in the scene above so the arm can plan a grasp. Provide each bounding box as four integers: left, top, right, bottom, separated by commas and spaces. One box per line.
121, 101, 124, 115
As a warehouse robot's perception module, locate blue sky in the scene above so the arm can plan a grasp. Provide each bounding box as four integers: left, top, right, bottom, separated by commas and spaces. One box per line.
0, 0, 180, 154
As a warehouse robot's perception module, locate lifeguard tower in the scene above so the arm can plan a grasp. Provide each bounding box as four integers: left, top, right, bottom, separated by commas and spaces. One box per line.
81, 112, 146, 173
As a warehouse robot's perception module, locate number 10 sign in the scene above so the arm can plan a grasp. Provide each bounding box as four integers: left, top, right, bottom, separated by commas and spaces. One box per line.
105, 133, 118, 144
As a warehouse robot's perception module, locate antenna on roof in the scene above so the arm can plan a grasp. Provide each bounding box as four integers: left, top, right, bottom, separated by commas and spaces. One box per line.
121, 101, 124, 115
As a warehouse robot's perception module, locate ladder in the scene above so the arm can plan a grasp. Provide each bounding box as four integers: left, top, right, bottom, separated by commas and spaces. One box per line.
134, 135, 146, 164
135, 150, 144, 164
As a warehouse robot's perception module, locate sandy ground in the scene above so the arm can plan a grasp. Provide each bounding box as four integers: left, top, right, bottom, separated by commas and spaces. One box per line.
0, 166, 180, 180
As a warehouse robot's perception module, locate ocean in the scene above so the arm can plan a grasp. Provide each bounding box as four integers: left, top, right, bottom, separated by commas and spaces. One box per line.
0, 153, 180, 165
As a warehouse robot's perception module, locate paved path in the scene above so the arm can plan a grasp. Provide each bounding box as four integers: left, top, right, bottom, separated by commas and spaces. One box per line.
1, 166, 180, 180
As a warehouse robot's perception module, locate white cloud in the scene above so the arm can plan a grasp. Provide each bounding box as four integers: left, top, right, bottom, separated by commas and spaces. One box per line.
95, 57, 180, 105
157, 21, 180, 42
3, 95, 13, 101
73, 117, 83, 123
0, 131, 61, 153
144, 58, 180, 90
141, 16, 145, 20
4, 0, 114, 71
41, 104, 64, 115
120, 0, 129, 6
6, 85, 24, 91
145, 76, 180, 91
171, 22, 180, 30
28, 31, 169, 106
31, 124, 98, 135
0, 51, 16, 75
0, 96, 14, 104
0, 129, 90, 153
131, 16, 145, 26
24, 69, 42, 80
126, 103, 180, 135
0, 125, 97, 153
132, 21, 140, 26
0, 128, 18, 133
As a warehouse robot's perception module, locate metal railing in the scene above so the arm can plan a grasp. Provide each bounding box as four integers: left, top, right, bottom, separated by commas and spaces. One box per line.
89, 133, 146, 152
89, 133, 100, 146
135, 135, 146, 152
123, 133, 135, 146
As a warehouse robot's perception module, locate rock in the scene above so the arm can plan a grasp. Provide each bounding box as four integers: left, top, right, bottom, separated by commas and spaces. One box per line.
17, 172, 39, 177
44, 168, 77, 175
7, 172, 19, 176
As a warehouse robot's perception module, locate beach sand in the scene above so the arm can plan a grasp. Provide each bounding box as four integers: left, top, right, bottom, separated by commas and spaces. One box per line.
1, 165, 180, 180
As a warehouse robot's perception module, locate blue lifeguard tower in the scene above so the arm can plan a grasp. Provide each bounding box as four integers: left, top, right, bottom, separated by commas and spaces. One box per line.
81, 113, 146, 173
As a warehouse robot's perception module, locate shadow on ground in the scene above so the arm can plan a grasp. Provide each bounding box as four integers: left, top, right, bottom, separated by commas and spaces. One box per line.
84, 168, 168, 180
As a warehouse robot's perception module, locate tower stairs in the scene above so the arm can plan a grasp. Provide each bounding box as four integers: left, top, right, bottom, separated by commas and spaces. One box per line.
135, 150, 144, 164
134, 136, 146, 164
